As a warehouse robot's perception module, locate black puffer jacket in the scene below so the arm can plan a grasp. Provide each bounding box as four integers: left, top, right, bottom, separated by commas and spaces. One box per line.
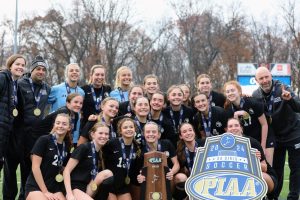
16, 76, 50, 131
0, 69, 14, 158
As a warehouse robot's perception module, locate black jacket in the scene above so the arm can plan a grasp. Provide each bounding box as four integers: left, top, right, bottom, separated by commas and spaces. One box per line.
0, 70, 14, 158
16, 76, 50, 131
252, 80, 300, 142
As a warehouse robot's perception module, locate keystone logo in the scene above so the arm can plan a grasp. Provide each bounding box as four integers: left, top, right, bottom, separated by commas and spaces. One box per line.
185, 133, 267, 200
148, 157, 162, 164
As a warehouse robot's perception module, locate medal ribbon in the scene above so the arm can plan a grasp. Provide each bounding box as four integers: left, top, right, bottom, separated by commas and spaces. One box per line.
65, 82, 78, 94
119, 138, 134, 179
118, 87, 125, 102
267, 85, 276, 116
90, 85, 103, 112
146, 141, 161, 152
101, 117, 116, 138
12, 80, 18, 107
90, 142, 98, 180
29, 78, 44, 108
185, 142, 198, 172
201, 106, 212, 137
169, 107, 183, 134
52, 135, 66, 171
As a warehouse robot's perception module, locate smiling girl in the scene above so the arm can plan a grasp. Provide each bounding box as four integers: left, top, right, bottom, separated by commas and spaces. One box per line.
103, 118, 142, 200
64, 123, 113, 200
25, 114, 72, 200
110, 66, 133, 102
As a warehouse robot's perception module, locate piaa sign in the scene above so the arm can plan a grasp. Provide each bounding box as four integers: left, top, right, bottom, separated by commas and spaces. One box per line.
185, 133, 267, 200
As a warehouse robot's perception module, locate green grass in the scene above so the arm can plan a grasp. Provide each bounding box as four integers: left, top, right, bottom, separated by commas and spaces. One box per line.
0, 163, 291, 199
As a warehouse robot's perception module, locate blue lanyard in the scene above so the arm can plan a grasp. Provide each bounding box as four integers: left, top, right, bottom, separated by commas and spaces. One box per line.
146, 141, 161, 152
169, 107, 184, 134
90, 85, 103, 112
134, 117, 146, 144
29, 78, 44, 107
231, 97, 245, 112
201, 106, 212, 137
118, 87, 125, 102
51, 135, 66, 169
148, 113, 164, 133
13, 80, 18, 107
90, 142, 98, 180
185, 142, 198, 172
101, 117, 116, 138
65, 82, 77, 94
119, 138, 134, 177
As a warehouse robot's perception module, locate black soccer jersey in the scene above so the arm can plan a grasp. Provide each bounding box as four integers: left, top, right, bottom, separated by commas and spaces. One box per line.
163, 105, 194, 147
70, 142, 103, 187
210, 90, 226, 108
118, 101, 135, 117
25, 135, 70, 192
193, 106, 228, 139
102, 138, 143, 193
142, 139, 176, 168
225, 97, 264, 142
81, 84, 111, 129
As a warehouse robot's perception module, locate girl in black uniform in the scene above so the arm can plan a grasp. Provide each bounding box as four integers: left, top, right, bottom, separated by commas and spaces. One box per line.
192, 92, 227, 139
25, 113, 72, 200
223, 80, 274, 165
174, 123, 205, 200
132, 96, 150, 145
143, 74, 160, 100
137, 122, 179, 194
196, 74, 226, 108
63, 123, 113, 200
149, 91, 175, 141
226, 118, 277, 195
78, 97, 119, 145
179, 84, 192, 107
163, 85, 194, 148
118, 85, 144, 117
81, 65, 111, 128
31, 93, 83, 146
103, 117, 142, 200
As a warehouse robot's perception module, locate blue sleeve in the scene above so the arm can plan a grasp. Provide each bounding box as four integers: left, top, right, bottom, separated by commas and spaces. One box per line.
48, 86, 57, 104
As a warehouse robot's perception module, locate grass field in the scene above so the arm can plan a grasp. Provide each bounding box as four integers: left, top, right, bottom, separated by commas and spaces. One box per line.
0, 163, 291, 199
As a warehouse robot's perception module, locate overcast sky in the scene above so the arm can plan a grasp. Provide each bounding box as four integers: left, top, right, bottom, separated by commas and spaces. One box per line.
0, 0, 293, 26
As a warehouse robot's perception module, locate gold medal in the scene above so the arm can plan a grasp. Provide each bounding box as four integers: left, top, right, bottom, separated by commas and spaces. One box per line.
151, 192, 161, 200
125, 176, 130, 185
55, 174, 63, 182
269, 116, 272, 124
243, 112, 250, 120
34, 108, 41, 116
13, 108, 18, 117
90, 182, 98, 191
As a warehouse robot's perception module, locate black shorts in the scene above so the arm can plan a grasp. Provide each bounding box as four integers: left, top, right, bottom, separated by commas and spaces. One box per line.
110, 184, 130, 195
25, 184, 62, 199
266, 132, 276, 148
71, 182, 87, 192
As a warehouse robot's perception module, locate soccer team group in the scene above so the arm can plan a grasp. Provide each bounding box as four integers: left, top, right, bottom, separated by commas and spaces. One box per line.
0, 54, 300, 200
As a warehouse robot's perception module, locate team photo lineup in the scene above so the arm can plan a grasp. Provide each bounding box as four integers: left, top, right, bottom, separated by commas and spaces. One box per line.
0, 54, 300, 200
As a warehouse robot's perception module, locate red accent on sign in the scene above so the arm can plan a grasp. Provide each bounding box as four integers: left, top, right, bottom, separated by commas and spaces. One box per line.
277, 64, 282, 71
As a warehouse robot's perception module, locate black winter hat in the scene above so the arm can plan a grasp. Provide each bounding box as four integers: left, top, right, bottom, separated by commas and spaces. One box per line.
31, 55, 48, 72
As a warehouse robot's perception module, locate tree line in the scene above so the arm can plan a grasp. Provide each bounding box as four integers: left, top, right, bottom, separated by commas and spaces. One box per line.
1, 0, 300, 93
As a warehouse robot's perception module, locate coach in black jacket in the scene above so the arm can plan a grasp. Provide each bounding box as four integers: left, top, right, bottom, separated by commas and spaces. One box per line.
0, 54, 26, 173
253, 67, 300, 200
3, 56, 49, 200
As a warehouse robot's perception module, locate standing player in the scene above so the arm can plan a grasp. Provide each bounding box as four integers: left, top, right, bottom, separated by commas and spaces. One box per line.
253, 67, 300, 200
196, 74, 226, 107
223, 80, 270, 163
81, 65, 111, 128
25, 114, 72, 200
110, 66, 133, 102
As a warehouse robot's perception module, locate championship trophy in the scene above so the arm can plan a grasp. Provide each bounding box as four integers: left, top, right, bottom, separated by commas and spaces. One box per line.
140, 151, 172, 200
